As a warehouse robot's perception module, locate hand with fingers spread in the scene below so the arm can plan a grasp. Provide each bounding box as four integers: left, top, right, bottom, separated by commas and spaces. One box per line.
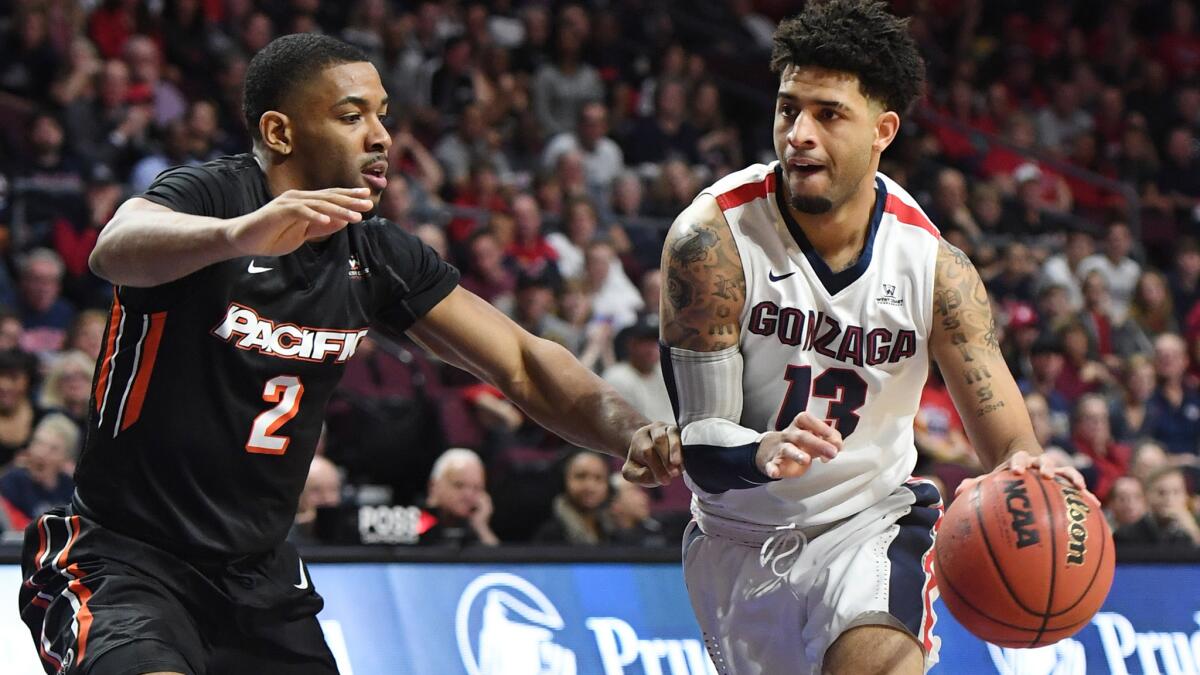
954, 449, 1100, 507
227, 187, 376, 256
622, 421, 683, 487
756, 412, 843, 480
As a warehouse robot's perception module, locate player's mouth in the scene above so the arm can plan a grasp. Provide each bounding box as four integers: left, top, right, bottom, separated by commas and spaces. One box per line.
361, 160, 388, 192
787, 157, 826, 178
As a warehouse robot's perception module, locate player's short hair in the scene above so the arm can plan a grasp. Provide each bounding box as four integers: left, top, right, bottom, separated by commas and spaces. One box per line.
242, 33, 369, 142
770, 0, 923, 115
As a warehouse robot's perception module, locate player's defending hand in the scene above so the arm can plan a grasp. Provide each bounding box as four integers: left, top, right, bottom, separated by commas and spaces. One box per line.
623, 421, 682, 487
756, 412, 842, 480
227, 187, 375, 256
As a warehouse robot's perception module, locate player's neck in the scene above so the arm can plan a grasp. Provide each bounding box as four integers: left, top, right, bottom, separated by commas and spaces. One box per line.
253, 148, 306, 198
785, 176, 878, 271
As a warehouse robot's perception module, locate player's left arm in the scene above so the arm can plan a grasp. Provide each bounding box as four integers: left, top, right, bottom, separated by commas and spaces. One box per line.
928, 239, 1093, 500
408, 286, 681, 484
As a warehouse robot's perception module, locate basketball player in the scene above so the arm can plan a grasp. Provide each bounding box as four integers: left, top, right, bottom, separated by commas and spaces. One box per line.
19, 35, 680, 675
649, 2, 1095, 673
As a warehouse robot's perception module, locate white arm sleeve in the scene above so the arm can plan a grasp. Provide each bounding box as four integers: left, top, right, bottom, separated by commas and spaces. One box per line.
665, 344, 765, 448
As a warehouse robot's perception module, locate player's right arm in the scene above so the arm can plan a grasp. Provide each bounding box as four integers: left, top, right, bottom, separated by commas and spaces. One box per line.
90, 187, 374, 287
650, 195, 841, 492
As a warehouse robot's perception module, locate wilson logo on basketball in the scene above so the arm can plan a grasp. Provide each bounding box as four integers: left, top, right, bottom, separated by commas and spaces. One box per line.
1002, 479, 1040, 548
211, 303, 369, 363
1061, 483, 1091, 566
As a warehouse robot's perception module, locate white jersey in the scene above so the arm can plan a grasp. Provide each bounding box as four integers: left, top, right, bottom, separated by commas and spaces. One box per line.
687, 161, 941, 531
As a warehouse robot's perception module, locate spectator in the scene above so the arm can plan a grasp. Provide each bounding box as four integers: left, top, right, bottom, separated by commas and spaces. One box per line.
122, 35, 187, 128
434, 103, 511, 188
1018, 333, 1073, 436
926, 168, 982, 240
1025, 391, 1074, 456
39, 350, 94, 438
1158, 127, 1200, 227
1078, 271, 1152, 369
448, 162, 508, 244
507, 194, 560, 280
915, 366, 975, 465
423, 35, 477, 125
1039, 228, 1094, 311
1110, 355, 1160, 443
1168, 240, 1200, 326
65, 309, 107, 360
610, 171, 646, 221
542, 102, 625, 196
511, 270, 582, 354
0, 312, 24, 352
9, 111, 88, 254
129, 120, 197, 193
1070, 394, 1131, 502
1145, 333, 1200, 456
608, 476, 666, 547
458, 230, 515, 306
1035, 82, 1094, 155
1130, 270, 1180, 338
646, 159, 700, 219
692, 79, 743, 175
290, 455, 343, 545
1115, 467, 1200, 548
1002, 302, 1042, 382
531, 27, 603, 138
1056, 322, 1110, 402
603, 314, 673, 425
625, 79, 701, 166
535, 450, 616, 545
0, 8, 61, 103
1107, 476, 1147, 531
547, 197, 600, 280
64, 58, 153, 172
17, 249, 76, 354
420, 448, 499, 546
0, 413, 78, 521
986, 242, 1038, 306
1077, 221, 1141, 319
0, 349, 44, 467
584, 240, 643, 331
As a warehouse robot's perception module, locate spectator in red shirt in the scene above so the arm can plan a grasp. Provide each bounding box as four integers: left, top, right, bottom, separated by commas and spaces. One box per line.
506, 193, 560, 280
1071, 394, 1132, 502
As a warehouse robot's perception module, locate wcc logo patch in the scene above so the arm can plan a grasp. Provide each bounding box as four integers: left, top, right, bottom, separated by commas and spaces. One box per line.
876, 283, 904, 306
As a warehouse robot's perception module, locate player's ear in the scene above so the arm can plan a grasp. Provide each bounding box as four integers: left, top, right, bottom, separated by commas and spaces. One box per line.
260, 111, 293, 156
872, 109, 900, 154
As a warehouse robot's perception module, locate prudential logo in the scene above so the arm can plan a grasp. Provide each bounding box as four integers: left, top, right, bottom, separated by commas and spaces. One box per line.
457, 572, 578, 675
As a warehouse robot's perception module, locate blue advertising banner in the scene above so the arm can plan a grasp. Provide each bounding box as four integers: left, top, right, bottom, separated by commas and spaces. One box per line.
4, 563, 1199, 674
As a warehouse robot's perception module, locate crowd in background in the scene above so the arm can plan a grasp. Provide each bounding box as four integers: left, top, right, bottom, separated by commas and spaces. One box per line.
0, 0, 1198, 549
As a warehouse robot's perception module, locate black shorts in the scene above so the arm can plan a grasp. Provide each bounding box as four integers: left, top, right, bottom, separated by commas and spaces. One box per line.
18, 505, 338, 675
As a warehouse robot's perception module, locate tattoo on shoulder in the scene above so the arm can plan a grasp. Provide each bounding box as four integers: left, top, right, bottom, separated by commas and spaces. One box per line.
662, 221, 744, 350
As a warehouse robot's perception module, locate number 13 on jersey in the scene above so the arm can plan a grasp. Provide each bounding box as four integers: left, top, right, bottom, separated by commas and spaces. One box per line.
246, 375, 305, 455
774, 365, 868, 436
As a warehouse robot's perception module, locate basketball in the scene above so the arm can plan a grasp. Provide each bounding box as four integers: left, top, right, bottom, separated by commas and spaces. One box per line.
935, 470, 1115, 648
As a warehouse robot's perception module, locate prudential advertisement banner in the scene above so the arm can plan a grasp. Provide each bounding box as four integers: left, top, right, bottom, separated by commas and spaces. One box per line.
3, 563, 1199, 674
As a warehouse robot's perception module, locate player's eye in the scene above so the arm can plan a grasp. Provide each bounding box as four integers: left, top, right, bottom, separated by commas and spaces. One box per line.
779, 105, 796, 119
341, 114, 362, 123
818, 108, 839, 121
378, 112, 392, 124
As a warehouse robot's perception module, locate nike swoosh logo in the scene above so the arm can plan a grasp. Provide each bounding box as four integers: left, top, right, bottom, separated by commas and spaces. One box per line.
294, 557, 309, 590
768, 271, 796, 282
247, 260, 273, 274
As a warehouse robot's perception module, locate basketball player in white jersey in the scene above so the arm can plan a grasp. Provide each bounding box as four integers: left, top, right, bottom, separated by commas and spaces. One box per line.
629, 1, 1097, 673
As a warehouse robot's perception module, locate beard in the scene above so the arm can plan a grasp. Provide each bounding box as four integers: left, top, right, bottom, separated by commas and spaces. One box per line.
789, 194, 834, 214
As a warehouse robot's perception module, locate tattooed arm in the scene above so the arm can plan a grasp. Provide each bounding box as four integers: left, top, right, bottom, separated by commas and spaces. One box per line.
661, 196, 746, 351
645, 196, 840, 492
930, 240, 1091, 497
929, 238, 1039, 469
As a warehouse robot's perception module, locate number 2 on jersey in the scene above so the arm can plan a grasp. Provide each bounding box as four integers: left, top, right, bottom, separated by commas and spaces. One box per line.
246, 375, 305, 455
774, 365, 867, 436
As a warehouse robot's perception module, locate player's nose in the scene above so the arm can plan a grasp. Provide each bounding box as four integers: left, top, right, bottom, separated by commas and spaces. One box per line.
787, 112, 818, 148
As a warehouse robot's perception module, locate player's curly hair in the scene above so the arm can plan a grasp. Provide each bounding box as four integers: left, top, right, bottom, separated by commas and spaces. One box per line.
243, 34, 369, 142
770, 0, 924, 114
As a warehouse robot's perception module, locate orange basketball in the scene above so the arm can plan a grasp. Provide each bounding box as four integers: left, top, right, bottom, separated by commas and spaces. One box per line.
935, 470, 1115, 648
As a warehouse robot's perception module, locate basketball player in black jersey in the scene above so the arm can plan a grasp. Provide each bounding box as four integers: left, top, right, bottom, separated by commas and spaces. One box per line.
18, 34, 681, 675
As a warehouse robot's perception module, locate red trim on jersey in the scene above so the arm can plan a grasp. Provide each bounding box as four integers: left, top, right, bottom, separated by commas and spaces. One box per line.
884, 194, 939, 238
715, 171, 776, 211
94, 290, 122, 412
120, 311, 167, 431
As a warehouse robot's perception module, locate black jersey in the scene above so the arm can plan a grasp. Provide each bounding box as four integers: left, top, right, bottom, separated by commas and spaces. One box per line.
73, 154, 459, 559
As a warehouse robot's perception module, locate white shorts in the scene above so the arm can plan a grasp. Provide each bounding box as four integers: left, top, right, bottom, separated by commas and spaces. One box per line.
682, 480, 943, 675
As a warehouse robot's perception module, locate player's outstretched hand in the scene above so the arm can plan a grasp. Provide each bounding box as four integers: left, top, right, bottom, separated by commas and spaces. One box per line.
756, 412, 842, 480
228, 187, 375, 256
954, 450, 1101, 507
622, 421, 682, 487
